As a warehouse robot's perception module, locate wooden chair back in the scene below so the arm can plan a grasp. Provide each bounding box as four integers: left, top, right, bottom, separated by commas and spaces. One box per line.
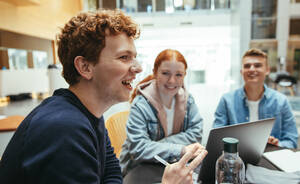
105, 111, 129, 158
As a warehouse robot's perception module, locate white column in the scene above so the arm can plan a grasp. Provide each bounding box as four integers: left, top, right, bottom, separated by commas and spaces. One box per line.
152, 0, 156, 12
116, 0, 120, 9
239, 0, 252, 57
276, 0, 290, 70
231, 0, 251, 88
99, 0, 103, 8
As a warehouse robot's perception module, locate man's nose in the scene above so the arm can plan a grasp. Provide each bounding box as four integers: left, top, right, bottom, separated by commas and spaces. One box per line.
130, 60, 142, 74
249, 65, 255, 71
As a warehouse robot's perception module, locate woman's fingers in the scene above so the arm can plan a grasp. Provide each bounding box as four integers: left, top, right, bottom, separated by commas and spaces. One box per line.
178, 145, 198, 166
187, 150, 208, 171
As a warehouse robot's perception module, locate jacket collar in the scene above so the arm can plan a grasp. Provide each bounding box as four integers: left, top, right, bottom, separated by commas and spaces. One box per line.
137, 80, 188, 136
239, 84, 271, 100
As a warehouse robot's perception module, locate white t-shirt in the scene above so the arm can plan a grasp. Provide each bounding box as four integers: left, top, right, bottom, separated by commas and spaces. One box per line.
247, 99, 260, 122
163, 98, 175, 136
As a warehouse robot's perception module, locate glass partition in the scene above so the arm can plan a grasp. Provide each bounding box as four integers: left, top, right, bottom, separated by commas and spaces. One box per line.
119, 0, 232, 13
290, 19, 300, 37
32, 51, 48, 69
2, 48, 48, 70
138, 0, 152, 12
251, 18, 276, 39
252, 0, 277, 17
7, 49, 28, 70
251, 0, 277, 39
83, 0, 98, 11
287, 41, 300, 80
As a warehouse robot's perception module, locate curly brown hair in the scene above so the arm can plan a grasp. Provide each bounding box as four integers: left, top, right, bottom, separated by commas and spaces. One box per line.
57, 9, 140, 85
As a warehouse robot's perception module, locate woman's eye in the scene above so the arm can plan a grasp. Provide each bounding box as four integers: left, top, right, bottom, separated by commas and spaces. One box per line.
162, 72, 169, 75
176, 73, 183, 77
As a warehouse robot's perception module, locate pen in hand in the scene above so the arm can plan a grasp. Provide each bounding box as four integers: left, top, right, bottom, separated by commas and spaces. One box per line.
155, 154, 201, 184
154, 155, 169, 166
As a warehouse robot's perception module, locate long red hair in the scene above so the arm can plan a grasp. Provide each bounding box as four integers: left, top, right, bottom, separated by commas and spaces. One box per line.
130, 49, 187, 103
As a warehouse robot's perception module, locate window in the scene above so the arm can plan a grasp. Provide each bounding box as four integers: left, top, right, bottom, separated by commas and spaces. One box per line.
196, 0, 210, 9
120, 0, 137, 13
119, 0, 232, 13
293, 49, 300, 79
251, 0, 277, 39
83, 0, 98, 11
190, 70, 205, 84
251, 18, 276, 39
290, 19, 300, 37
156, 0, 165, 11
138, 0, 152, 12
32, 51, 48, 69
7, 49, 28, 70
252, 0, 277, 17
214, 0, 230, 9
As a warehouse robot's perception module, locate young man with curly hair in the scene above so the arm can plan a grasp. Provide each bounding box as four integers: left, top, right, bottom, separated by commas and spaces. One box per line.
0, 10, 207, 184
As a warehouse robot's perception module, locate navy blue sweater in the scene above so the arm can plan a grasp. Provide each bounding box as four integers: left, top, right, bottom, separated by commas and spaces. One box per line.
0, 89, 122, 184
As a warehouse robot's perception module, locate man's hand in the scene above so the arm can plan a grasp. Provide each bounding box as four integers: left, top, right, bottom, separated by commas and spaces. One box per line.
268, 136, 279, 146
181, 143, 205, 158
161, 146, 208, 184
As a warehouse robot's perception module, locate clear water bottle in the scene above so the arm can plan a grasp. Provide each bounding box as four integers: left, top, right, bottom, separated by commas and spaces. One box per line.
215, 137, 245, 184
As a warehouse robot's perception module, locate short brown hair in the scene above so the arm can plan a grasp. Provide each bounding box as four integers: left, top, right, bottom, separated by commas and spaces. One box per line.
57, 9, 140, 85
242, 48, 268, 65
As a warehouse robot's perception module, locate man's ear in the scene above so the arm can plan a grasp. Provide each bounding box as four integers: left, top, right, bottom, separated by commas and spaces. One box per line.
74, 56, 93, 80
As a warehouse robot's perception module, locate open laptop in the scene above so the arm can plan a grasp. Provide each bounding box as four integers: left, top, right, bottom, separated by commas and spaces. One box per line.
198, 118, 275, 183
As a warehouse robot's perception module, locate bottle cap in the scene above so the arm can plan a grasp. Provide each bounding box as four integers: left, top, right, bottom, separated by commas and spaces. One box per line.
222, 137, 239, 153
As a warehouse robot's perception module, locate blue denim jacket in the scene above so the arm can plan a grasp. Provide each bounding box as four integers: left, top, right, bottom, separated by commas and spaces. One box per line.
119, 94, 203, 176
213, 85, 298, 149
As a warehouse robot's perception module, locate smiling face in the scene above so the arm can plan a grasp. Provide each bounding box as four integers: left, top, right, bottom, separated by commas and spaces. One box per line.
91, 32, 142, 104
156, 60, 186, 97
241, 56, 270, 87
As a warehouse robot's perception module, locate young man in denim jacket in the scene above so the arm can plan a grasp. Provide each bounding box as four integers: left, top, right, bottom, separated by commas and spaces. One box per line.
213, 48, 298, 149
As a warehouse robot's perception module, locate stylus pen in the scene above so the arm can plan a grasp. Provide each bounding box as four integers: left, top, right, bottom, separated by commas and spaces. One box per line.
154, 155, 169, 166
154, 155, 199, 183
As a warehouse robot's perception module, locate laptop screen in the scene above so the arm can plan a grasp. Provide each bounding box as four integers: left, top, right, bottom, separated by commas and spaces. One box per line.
198, 118, 275, 182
